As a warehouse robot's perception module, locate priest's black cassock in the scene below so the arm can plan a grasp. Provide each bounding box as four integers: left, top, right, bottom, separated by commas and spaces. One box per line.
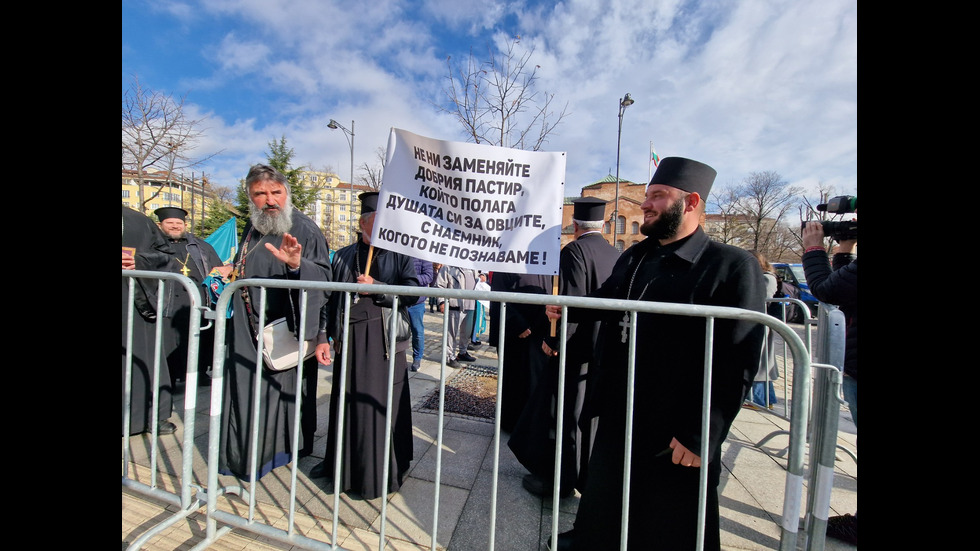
487, 271, 552, 433
218, 210, 331, 479
121, 205, 177, 435
508, 230, 619, 493
162, 231, 225, 385
566, 227, 765, 551
319, 239, 418, 498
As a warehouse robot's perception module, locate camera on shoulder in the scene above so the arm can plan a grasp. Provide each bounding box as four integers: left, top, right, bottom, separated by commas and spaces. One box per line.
803, 195, 857, 242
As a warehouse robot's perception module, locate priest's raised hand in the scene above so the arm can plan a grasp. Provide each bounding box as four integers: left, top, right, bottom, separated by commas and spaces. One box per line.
264, 232, 303, 270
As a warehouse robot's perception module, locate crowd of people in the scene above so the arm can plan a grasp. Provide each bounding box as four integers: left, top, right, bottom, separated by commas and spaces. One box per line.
123, 158, 856, 547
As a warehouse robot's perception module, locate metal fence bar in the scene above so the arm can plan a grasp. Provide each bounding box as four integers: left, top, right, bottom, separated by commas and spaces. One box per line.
548, 309, 570, 547
803, 303, 848, 551
378, 294, 401, 546
695, 316, 716, 551
329, 291, 353, 549
430, 305, 452, 551
488, 300, 506, 551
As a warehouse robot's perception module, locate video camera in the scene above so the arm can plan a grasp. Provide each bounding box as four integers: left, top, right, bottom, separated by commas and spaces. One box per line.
805, 195, 857, 242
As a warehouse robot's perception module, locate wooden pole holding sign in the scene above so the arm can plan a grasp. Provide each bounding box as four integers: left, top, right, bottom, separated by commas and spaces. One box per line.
550, 275, 559, 337
365, 245, 375, 276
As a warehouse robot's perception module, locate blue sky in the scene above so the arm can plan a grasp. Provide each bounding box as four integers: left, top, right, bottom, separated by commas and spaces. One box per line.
122, 0, 857, 204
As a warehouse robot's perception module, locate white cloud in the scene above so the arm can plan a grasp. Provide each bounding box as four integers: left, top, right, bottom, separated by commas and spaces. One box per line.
124, 0, 857, 202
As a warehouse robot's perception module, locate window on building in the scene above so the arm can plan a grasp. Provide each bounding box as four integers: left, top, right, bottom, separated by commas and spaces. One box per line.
631, 221, 639, 234
617, 216, 626, 234
341, 205, 347, 211
311, 175, 319, 183
339, 193, 346, 201
616, 240, 625, 252
340, 214, 346, 222
603, 222, 610, 234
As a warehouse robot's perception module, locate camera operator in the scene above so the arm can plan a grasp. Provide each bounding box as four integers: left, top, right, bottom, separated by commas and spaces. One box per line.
801, 217, 857, 545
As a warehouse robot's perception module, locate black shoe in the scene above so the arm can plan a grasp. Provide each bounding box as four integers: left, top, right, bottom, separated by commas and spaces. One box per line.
298, 446, 314, 458
546, 530, 575, 551
309, 461, 330, 478
457, 352, 477, 362
410, 360, 420, 372
447, 359, 461, 369
157, 421, 177, 435
826, 513, 857, 545
467, 342, 480, 350
522, 473, 572, 498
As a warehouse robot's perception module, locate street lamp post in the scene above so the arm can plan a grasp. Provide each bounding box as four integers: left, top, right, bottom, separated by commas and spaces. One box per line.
328, 118, 355, 245
612, 93, 634, 250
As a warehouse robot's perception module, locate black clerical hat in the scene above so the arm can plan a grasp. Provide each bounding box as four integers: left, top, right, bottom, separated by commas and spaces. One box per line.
572, 197, 608, 222
154, 207, 188, 222
359, 192, 379, 214
648, 157, 717, 199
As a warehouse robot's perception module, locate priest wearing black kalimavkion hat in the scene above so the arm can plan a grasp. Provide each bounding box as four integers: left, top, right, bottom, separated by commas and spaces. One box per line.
544, 157, 767, 551
310, 191, 421, 499
509, 195, 621, 500
153, 206, 225, 390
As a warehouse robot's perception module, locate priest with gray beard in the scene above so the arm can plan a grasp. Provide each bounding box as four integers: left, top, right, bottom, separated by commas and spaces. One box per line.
218, 164, 332, 480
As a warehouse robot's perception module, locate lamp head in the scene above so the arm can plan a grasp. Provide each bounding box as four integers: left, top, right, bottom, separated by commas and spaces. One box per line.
327, 119, 339, 129
621, 93, 634, 107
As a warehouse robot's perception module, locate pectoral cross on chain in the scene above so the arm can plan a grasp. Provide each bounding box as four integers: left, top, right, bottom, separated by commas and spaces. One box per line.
620, 312, 631, 343
180, 264, 191, 277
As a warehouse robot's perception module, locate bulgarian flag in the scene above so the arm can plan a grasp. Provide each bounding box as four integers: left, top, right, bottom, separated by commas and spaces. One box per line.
649, 141, 660, 182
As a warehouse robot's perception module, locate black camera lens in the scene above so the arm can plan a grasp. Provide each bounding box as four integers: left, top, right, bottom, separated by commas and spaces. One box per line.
821, 220, 857, 241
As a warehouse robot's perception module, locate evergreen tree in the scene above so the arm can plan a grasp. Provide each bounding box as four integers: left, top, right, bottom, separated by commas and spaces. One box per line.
200, 196, 234, 237
235, 183, 250, 235
266, 136, 318, 211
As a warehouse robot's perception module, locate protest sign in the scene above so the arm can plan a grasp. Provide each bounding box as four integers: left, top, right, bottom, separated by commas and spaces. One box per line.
372, 128, 565, 276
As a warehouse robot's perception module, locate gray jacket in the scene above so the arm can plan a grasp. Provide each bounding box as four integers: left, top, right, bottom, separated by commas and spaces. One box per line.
435, 265, 477, 311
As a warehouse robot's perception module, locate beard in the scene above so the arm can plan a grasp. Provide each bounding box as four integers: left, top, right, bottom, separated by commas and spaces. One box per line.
250, 200, 294, 236
640, 196, 685, 240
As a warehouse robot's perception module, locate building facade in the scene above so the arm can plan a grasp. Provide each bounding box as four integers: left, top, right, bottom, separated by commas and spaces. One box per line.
560, 174, 645, 251
297, 170, 373, 250
121, 169, 214, 231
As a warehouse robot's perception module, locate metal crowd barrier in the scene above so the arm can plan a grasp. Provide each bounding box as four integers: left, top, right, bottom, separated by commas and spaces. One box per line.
122, 270, 207, 550
123, 274, 838, 551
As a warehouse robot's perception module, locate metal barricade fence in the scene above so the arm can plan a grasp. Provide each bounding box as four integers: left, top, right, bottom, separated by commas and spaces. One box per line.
124, 275, 839, 551
122, 270, 207, 548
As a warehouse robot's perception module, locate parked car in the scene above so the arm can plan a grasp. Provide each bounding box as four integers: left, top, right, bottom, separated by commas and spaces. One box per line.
771, 262, 819, 322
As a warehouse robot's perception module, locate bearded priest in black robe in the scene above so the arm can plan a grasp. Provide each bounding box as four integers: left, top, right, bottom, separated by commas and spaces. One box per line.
548, 158, 765, 551
218, 164, 332, 480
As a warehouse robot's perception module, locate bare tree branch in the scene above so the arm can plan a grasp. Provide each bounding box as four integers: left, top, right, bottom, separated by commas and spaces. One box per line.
122, 75, 222, 210
708, 171, 804, 262
355, 146, 387, 191
437, 39, 569, 151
